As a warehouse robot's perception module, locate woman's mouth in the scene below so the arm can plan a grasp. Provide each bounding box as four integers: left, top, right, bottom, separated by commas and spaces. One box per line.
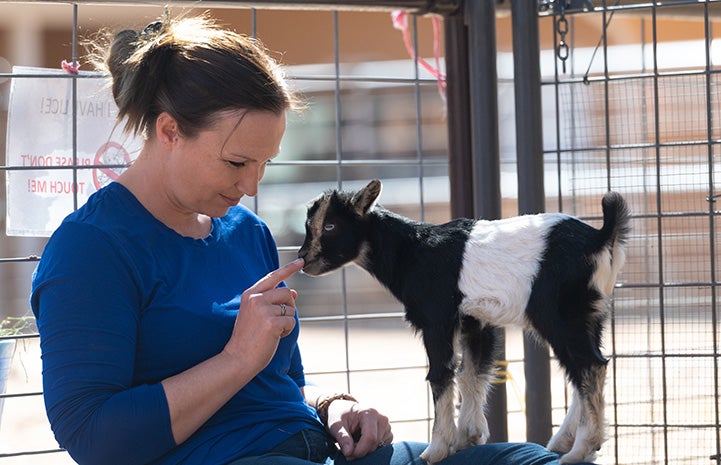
220, 194, 241, 206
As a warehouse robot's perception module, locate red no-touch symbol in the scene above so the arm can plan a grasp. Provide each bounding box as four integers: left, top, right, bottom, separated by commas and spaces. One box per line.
93, 141, 132, 190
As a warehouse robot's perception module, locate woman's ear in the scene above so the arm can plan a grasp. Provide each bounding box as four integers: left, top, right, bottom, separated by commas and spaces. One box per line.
155, 112, 180, 146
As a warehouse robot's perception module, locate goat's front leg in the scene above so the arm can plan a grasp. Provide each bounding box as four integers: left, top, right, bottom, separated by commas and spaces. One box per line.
455, 318, 497, 451
419, 328, 458, 464
422, 377, 457, 464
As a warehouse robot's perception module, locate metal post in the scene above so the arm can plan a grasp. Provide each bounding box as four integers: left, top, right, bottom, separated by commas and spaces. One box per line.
444, 13, 473, 220
464, 0, 507, 443
510, 0, 552, 445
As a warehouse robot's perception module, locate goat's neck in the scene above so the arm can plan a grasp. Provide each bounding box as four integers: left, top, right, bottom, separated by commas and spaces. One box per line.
357, 210, 421, 294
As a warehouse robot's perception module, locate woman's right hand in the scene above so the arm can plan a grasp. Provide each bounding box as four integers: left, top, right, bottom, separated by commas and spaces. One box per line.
223, 258, 304, 372
162, 258, 305, 445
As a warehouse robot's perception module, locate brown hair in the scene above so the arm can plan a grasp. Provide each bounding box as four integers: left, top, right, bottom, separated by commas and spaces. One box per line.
90, 14, 297, 138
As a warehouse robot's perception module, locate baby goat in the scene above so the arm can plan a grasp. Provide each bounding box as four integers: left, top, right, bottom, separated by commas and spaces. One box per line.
298, 179, 630, 464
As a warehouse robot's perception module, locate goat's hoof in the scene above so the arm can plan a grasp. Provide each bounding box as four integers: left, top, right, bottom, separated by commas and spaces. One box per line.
455, 424, 489, 451
547, 431, 574, 455
420, 443, 451, 464
558, 447, 597, 464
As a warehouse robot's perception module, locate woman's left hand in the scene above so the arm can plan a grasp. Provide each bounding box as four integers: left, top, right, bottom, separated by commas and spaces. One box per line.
326, 399, 394, 460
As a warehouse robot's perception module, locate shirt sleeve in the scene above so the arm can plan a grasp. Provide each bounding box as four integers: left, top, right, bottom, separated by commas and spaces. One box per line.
31, 222, 175, 465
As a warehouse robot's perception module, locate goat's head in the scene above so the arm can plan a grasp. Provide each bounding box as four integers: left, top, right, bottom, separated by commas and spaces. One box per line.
297, 179, 382, 276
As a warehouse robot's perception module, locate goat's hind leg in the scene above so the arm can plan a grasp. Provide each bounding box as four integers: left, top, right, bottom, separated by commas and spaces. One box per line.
455, 317, 497, 452
547, 389, 581, 455
557, 363, 607, 464
420, 328, 459, 464
546, 315, 608, 462
535, 281, 609, 461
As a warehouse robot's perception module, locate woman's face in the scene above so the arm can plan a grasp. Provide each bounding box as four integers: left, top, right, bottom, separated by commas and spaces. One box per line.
167, 110, 286, 218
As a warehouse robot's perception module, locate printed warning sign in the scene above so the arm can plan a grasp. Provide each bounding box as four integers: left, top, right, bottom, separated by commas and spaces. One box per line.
5, 66, 142, 236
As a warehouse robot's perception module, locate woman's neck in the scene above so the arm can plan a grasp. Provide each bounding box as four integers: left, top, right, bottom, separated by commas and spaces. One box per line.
118, 159, 212, 239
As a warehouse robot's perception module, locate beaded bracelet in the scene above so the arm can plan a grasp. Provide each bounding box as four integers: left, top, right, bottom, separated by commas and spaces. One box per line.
315, 393, 358, 426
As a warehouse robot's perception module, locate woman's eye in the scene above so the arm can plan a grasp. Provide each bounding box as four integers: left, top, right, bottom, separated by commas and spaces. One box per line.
324, 224, 335, 232
227, 160, 246, 168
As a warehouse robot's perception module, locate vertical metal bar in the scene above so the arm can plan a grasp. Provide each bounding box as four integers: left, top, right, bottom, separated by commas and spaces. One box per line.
334, 10, 343, 189
411, 14, 426, 221
638, 15, 660, 465
465, 0, 501, 221
552, 13, 564, 213
251, 9, 259, 214
444, 13, 474, 220
640, 16, 657, 463
597, 5, 621, 462
510, 0, 551, 446
601, 2, 611, 192
464, 0, 507, 443
71, 3, 79, 211
703, 3, 720, 462
649, 3, 670, 464
331, 10, 352, 393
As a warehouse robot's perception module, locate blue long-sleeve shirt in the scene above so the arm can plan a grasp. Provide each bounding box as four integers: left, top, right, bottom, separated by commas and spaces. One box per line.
30, 182, 323, 465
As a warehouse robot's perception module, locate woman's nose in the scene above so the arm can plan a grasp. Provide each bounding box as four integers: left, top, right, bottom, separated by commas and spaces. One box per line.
236, 177, 259, 196
235, 166, 263, 196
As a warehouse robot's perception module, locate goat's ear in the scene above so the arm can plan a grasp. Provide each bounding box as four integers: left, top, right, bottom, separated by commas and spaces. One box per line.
351, 179, 382, 216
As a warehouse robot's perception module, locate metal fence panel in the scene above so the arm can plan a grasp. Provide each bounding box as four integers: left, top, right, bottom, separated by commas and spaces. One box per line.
538, 1, 720, 463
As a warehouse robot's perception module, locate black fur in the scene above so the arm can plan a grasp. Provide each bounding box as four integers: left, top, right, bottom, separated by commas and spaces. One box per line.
298, 180, 630, 464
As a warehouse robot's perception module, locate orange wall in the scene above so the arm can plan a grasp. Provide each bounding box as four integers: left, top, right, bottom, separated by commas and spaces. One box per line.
1, 6, 719, 71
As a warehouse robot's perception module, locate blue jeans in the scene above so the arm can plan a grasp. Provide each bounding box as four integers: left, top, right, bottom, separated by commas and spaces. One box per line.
226, 429, 598, 465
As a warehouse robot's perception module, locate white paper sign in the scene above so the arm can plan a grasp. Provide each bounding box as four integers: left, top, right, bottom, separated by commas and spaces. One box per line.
5, 66, 142, 236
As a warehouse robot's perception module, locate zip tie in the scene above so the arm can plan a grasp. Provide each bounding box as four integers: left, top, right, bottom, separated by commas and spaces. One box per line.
490, 359, 509, 384
61, 60, 80, 75
490, 360, 526, 415
391, 11, 446, 102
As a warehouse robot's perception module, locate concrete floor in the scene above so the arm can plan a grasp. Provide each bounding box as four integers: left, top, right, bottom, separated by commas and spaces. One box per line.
0, 318, 716, 465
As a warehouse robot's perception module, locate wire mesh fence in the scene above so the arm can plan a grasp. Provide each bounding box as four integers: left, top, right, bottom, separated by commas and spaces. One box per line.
0, 2, 449, 462
0, 1, 719, 464
538, 2, 720, 464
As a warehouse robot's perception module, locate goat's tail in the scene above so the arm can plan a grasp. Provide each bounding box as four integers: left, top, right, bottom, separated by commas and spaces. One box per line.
600, 191, 631, 248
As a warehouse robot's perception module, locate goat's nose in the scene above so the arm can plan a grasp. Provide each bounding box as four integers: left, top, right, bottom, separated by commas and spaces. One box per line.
297, 249, 307, 260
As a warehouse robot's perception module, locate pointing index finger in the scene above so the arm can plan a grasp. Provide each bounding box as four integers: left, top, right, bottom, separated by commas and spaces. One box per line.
249, 258, 304, 294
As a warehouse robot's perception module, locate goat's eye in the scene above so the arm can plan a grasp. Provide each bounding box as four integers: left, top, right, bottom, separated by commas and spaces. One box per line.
324, 223, 335, 232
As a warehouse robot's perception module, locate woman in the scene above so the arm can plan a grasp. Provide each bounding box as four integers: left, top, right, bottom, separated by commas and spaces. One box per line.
31, 14, 595, 465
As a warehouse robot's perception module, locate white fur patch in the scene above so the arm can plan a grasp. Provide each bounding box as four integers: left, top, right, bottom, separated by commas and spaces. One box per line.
458, 214, 567, 328
590, 245, 626, 299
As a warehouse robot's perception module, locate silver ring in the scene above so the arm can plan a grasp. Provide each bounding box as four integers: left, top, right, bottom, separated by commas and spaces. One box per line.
280, 303, 287, 316
378, 440, 387, 448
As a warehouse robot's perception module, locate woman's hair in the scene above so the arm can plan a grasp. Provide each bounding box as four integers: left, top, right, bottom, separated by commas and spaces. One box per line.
89, 14, 298, 138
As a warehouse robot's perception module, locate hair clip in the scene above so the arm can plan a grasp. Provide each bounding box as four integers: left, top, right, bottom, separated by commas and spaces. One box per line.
141, 21, 163, 38
61, 60, 80, 75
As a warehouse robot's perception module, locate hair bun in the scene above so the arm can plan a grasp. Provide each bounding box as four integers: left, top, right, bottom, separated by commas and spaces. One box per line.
108, 29, 139, 69
106, 29, 140, 104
